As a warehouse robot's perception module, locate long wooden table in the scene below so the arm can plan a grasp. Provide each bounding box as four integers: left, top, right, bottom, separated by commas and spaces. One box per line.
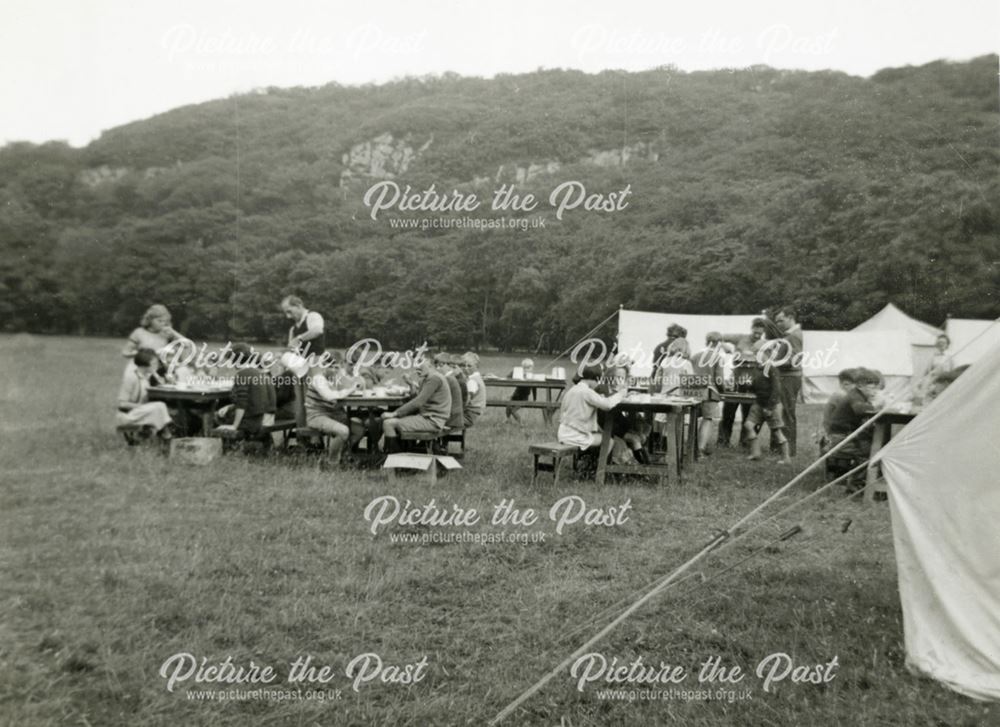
147, 383, 233, 436
482, 377, 568, 423
595, 397, 701, 486
864, 409, 918, 502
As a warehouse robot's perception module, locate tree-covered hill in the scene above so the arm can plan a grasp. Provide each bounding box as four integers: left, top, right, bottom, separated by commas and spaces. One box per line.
1, 55, 997, 350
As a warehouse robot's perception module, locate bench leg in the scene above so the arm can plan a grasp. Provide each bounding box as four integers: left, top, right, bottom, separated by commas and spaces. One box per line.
531, 454, 539, 486
552, 455, 562, 487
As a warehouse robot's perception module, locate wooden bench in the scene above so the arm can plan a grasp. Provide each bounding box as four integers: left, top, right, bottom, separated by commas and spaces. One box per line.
442, 428, 466, 458
400, 430, 445, 454
210, 419, 297, 452
529, 441, 579, 486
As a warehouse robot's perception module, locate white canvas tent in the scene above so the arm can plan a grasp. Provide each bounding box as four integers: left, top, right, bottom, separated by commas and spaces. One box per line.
617, 309, 913, 402
945, 318, 1000, 368
801, 330, 913, 404
852, 303, 943, 381
878, 338, 1000, 701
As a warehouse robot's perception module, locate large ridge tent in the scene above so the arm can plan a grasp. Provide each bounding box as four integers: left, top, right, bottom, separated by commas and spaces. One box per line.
878, 338, 1000, 701
617, 309, 913, 403
945, 318, 1000, 368
852, 303, 944, 382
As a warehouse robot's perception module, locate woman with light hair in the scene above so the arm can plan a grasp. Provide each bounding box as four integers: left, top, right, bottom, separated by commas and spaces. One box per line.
121, 304, 188, 359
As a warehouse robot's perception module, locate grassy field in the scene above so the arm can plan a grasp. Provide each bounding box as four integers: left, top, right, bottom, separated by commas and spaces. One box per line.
1, 335, 996, 727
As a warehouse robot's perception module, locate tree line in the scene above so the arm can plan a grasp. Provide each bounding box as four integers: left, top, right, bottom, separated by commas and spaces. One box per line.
1, 56, 997, 351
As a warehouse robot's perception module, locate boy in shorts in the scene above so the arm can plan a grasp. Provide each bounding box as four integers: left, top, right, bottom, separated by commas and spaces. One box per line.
744, 361, 791, 465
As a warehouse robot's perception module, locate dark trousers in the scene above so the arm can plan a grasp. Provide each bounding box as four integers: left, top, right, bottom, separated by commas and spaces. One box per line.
718, 402, 750, 447
773, 373, 802, 456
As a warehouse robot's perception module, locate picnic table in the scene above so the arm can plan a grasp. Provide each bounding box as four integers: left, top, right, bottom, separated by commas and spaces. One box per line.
595, 395, 702, 486
147, 381, 233, 436
483, 375, 567, 423
864, 408, 918, 502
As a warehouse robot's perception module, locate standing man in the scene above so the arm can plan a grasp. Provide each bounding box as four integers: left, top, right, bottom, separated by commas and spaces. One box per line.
773, 305, 803, 457
281, 295, 326, 360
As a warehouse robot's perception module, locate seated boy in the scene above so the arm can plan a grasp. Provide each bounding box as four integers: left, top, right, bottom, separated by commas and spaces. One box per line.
215, 343, 276, 439
459, 352, 487, 428
558, 364, 624, 453
434, 353, 466, 431
304, 356, 365, 463
116, 349, 174, 439
820, 368, 857, 451
381, 355, 451, 454
822, 368, 883, 458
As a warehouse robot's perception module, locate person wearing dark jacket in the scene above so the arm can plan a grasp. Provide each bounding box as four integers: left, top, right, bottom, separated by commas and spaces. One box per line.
216, 343, 276, 437
743, 321, 791, 464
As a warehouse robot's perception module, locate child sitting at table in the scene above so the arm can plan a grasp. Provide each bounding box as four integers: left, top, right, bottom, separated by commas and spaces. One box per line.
304, 356, 365, 463
116, 349, 174, 440
460, 352, 487, 428
433, 353, 466, 431
819, 368, 856, 450
598, 361, 651, 465
215, 343, 276, 439
506, 358, 535, 424
558, 364, 625, 453
820, 368, 883, 459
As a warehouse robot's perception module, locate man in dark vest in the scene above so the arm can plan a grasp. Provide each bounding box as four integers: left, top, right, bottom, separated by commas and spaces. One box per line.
281, 295, 326, 360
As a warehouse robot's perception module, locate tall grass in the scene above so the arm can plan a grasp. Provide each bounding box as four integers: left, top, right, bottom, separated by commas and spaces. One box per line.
0, 335, 995, 726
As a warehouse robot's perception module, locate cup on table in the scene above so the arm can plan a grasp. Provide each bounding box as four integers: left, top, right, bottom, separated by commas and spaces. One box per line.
374, 386, 388, 397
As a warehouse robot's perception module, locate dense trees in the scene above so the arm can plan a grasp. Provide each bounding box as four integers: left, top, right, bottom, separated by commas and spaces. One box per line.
1, 56, 997, 350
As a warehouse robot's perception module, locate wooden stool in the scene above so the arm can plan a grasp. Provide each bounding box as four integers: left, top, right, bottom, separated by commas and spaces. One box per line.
529, 442, 579, 486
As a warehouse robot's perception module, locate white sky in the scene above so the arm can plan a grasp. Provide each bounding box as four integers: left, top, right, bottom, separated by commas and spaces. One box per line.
2, 0, 997, 147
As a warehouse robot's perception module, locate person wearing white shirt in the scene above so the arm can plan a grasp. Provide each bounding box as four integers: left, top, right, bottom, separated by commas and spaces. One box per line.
557, 365, 624, 450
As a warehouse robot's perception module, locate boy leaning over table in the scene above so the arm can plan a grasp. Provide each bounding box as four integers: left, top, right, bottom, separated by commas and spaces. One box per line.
116, 348, 174, 441
557, 365, 625, 471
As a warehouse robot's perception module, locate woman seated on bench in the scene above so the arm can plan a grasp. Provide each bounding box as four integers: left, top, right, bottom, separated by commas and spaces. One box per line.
116, 349, 174, 439
557, 364, 624, 452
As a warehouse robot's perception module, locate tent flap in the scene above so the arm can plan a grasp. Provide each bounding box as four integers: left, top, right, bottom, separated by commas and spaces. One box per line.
880, 339, 1000, 701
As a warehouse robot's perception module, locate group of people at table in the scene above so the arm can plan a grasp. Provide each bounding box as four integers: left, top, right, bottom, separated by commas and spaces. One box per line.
115, 299, 488, 464
555, 313, 963, 472
116, 299, 965, 474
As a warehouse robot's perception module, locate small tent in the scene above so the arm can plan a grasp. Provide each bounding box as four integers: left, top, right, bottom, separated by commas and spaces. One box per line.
945, 318, 1000, 368
852, 303, 944, 380
878, 338, 1000, 700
